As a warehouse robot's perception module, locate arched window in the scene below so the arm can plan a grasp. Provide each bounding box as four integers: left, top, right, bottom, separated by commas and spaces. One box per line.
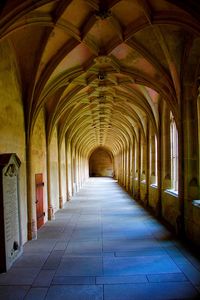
170, 112, 178, 192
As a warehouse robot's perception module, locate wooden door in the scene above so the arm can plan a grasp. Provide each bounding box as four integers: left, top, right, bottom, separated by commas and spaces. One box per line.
35, 173, 44, 229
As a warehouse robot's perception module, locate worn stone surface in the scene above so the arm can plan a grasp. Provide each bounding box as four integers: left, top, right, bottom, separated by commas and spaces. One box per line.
0, 178, 199, 299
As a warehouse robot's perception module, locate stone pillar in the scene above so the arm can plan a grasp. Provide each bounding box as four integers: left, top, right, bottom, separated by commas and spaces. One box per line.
140, 136, 146, 182
74, 148, 79, 192
47, 143, 54, 220
71, 146, 75, 196
162, 106, 171, 190
131, 139, 135, 196
27, 138, 37, 240
77, 151, 81, 189
181, 84, 199, 239
146, 119, 150, 207
65, 136, 72, 201
137, 128, 141, 200
156, 100, 163, 217
58, 145, 63, 209
150, 125, 156, 184
129, 142, 133, 193
126, 145, 130, 191
122, 149, 126, 186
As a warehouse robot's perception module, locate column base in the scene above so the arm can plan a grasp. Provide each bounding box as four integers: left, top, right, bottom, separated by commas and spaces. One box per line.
27, 219, 37, 240
59, 196, 63, 209
48, 205, 55, 220
67, 193, 72, 201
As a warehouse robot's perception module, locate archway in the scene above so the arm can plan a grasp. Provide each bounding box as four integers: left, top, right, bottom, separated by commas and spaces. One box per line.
89, 147, 114, 177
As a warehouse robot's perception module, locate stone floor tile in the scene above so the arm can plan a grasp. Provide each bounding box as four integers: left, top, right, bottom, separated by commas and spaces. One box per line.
173, 259, 200, 286
0, 285, 30, 300
147, 273, 188, 282
104, 282, 199, 300
13, 253, 48, 268
103, 238, 161, 252
53, 241, 68, 251
115, 248, 167, 257
64, 240, 102, 255
32, 270, 55, 287
71, 229, 102, 239
103, 255, 181, 275
166, 247, 200, 285
176, 246, 200, 272
45, 285, 103, 300
23, 240, 57, 253
42, 250, 64, 270
56, 257, 103, 276
1, 178, 200, 300
96, 275, 148, 284
0, 268, 40, 285
24, 287, 48, 300
52, 276, 95, 284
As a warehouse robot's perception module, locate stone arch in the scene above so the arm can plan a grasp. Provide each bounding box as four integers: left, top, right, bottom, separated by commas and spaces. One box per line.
89, 147, 114, 177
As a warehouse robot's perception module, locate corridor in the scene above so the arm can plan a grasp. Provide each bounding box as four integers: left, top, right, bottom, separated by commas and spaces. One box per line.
0, 178, 200, 299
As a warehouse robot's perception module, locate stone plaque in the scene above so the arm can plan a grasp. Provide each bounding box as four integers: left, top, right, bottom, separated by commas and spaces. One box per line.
0, 153, 22, 272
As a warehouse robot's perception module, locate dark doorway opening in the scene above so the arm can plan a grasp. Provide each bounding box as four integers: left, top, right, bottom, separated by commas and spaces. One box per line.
35, 173, 44, 229
89, 147, 114, 177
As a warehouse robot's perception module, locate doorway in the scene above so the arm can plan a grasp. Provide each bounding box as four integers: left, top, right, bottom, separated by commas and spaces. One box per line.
89, 147, 114, 177
35, 173, 44, 229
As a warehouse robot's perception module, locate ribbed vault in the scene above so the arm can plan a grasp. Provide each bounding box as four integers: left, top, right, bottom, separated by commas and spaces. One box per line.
0, 0, 199, 158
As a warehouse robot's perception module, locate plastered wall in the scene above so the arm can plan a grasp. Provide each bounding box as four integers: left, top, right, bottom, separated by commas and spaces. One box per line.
31, 109, 48, 223
0, 41, 27, 243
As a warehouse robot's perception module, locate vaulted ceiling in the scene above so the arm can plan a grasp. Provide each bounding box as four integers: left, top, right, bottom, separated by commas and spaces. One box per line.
0, 0, 199, 156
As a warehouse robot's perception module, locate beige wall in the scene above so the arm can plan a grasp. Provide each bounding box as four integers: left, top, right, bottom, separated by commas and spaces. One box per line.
31, 109, 48, 223
148, 186, 159, 210
0, 40, 27, 243
162, 191, 180, 229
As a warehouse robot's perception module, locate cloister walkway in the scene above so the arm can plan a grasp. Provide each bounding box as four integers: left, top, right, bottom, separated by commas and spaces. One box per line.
0, 178, 200, 299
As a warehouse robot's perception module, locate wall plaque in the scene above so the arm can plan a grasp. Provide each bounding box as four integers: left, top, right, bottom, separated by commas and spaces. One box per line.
0, 153, 22, 272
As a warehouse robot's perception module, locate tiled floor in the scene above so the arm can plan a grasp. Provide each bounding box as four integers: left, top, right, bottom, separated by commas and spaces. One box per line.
0, 177, 200, 299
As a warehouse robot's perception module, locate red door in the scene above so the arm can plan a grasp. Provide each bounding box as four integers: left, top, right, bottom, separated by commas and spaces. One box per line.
35, 174, 44, 229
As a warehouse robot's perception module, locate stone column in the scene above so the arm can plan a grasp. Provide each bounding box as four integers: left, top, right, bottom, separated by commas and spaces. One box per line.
27, 138, 37, 240
150, 125, 156, 184
137, 128, 141, 200
156, 100, 163, 217
162, 105, 171, 190
146, 119, 150, 206
129, 142, 133, 193
122, 149, 126, 186
126, 145, 130, 191
47, 143, 54, 220
181, 84, 199, 238
58, 145, 63, 209
131, 139, 135, 196
65, 136, 72, 201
